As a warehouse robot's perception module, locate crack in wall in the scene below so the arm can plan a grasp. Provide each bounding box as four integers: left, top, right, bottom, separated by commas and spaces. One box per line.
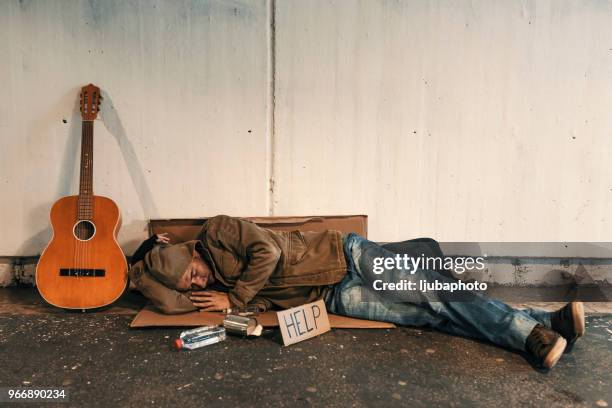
266, 0, 277, 216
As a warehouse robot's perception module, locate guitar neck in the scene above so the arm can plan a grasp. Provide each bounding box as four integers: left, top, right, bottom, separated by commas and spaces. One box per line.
78, 120, 94, 220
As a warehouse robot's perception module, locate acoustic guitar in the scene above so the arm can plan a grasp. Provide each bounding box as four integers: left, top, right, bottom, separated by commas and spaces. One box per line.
36, 84, 127, 310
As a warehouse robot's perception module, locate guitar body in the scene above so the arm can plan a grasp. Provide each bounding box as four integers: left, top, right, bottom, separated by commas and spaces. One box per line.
36, 195, 127, 309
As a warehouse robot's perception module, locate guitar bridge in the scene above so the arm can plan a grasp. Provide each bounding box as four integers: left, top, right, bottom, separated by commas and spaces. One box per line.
59, 268, 105, 277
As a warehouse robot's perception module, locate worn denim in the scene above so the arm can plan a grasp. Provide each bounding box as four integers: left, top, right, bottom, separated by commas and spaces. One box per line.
325, 233, 552, 352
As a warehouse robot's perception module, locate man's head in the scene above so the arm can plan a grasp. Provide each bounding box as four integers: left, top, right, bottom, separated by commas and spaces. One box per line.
142, 240, 215, 291
175, 250, 215, 291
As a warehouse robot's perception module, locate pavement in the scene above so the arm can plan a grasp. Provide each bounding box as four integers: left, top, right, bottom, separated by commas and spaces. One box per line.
0, 288, 610, 407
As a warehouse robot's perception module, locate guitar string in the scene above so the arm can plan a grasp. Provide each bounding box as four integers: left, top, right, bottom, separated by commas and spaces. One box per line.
75, 102, 96, 284
91, 119, 95, 276
82, 121, 87, 277
79, 121, 89, 279
84, 120, 92, 277
85, 120, 92, 278
76, 115, 84, 277
78, 119, 92, 279
87, 119, 95, 277
78, 120, 85, 278
87, 120, 89, 277
88, 119, 93, 277
76, 117, 81, 278
85, 120, 89, 276
78, 122, 89, 280
74, 117, 78, 276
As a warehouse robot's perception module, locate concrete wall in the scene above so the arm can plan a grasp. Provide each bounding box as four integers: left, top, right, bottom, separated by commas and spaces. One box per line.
2, 0, 612, 266
1, 0, 271, 257
273, 0, 612, 242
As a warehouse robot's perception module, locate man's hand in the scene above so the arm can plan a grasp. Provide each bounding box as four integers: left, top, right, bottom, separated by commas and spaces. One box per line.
155, 233, 170, 244
189, 291, 231, 312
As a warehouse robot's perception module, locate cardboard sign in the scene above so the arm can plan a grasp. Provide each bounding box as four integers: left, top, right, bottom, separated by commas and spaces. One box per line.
276, 300, 331, 346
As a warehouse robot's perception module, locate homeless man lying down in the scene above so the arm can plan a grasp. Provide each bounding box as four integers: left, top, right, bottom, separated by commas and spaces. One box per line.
129, 215, 585, 369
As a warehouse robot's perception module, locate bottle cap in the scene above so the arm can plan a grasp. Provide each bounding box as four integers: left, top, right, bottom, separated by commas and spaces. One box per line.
174, 339, 184, 350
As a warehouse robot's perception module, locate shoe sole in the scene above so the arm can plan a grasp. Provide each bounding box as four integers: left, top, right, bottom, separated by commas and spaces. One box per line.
571, 301, 586, 338
543, 336, 567, 369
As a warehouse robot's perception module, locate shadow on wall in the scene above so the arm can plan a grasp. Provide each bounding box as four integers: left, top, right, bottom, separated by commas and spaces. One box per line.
17, 88, 84, 261
99, 90, 159, 220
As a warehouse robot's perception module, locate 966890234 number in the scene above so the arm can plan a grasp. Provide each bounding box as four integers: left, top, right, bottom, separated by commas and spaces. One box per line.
1, 388, 69, 402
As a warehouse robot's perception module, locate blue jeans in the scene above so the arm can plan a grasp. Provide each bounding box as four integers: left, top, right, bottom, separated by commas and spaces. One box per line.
325, 233, 552, 352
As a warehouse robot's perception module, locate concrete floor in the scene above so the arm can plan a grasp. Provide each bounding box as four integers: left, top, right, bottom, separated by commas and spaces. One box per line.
0, 288, 610, 407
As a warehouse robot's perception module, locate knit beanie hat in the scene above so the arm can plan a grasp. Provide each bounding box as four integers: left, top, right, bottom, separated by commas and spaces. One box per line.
144, 240, 202, 289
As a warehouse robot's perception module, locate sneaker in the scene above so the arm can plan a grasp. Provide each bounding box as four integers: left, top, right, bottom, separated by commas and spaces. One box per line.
551, 301, 585, 349
525, 324, 567, 369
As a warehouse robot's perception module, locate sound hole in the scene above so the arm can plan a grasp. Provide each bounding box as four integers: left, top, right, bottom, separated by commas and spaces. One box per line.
74, 220, 96, 241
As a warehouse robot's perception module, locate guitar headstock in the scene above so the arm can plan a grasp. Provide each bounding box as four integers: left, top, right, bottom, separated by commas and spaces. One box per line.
79, 84, 101, 121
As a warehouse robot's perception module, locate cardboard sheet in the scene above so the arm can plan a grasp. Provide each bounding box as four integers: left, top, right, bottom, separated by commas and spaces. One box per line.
133, 215, 391, 329
149, 214, 368, 242
130, 305, 395, 329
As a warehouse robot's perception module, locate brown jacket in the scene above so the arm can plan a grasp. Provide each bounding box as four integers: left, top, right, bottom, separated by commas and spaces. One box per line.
198, 215, 347, 310
129, 215, 348, 314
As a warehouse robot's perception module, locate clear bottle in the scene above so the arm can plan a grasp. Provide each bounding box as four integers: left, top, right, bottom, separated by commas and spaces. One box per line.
174, 325, 226, 350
